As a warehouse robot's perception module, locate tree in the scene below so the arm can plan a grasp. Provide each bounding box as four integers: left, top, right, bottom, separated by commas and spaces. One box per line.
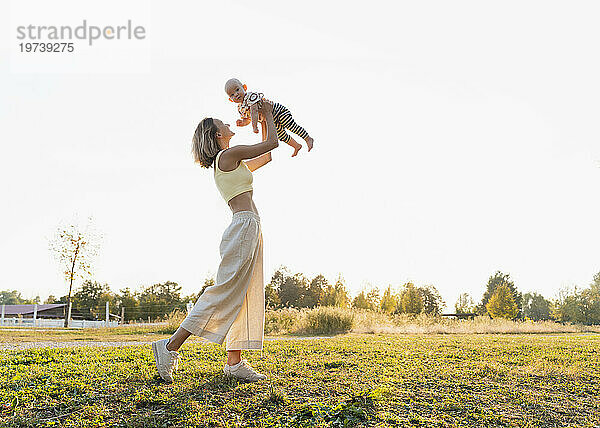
295, 274, 315, 308
117, 287, 139, 322
304, 274, 327, 308
71, 280, 117, 320
265, 280, 281, 309
0, 290, 39, 304
477, 271, 522, 317
365, 286, 381, 311
581, 289, 600, 325
265, 267, 288, 309
592, 272, 600, 290
44, 295, 58, 304
0, 290, 31, 305
352, 290, 370, 310
455, 293, 475, 314
486, 284, 518, 319
552, 285, 585, 323
551, 274, 600, 325
352, 283, 380, 311
380, 285, 399, 314
582, 272, 600, 325
49, 217, 102, 327
46, 295, 67, 304
72, 280, 111, 319
321, 274, 350, 308
138, 281, 184, 321
279, 273, 307, 308
398, 282, 423, 315
265, 267, 322, 309
266, 268, 349, 309
417, 284, 445, 315
522, 292, 551, 321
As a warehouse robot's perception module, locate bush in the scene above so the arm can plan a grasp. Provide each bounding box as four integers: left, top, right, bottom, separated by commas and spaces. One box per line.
154, 309, 187, 334
265, 307, 303, 334
300, 306, 355, 334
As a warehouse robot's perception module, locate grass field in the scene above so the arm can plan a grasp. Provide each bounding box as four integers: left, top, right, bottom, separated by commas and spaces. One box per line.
1, 333, 598, 427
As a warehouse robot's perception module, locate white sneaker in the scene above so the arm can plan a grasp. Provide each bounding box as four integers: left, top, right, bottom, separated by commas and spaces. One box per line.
223, 358, 267, 381
152, 338, 180, 383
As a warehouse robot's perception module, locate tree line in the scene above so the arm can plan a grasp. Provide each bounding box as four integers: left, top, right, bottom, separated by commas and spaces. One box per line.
267, 267, 600, 325
3, 268, 599, 325
0, 280, 197, 322
454, 270, 600, 325
265, 266, 446, 316
0, 266, 446, 321
37, 218, 599, 325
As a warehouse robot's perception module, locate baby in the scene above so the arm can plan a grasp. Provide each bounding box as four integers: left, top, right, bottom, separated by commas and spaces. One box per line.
224, 78, 314, 157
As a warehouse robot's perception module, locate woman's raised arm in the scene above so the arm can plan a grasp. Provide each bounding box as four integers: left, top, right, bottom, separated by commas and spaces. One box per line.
226, 100, 279, 162
244, 120, 273, 172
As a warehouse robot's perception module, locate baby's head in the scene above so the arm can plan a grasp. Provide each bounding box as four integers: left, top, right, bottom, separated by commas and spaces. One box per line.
224, 78, 246, 103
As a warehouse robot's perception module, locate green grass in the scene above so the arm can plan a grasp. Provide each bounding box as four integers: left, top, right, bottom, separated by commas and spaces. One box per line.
1, 333, 599, 427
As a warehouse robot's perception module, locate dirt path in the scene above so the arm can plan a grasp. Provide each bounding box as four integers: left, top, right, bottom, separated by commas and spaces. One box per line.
0, 336, 336, 351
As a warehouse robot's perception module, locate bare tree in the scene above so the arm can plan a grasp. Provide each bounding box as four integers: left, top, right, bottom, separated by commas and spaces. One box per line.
455, 292, 475, 314
49, 216, 102, 327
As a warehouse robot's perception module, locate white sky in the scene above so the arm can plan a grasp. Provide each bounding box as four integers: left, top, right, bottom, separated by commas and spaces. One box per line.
1, 0, 599, 310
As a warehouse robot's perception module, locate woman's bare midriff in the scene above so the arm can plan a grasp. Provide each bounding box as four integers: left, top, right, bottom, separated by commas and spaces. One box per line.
228, 190, 259, 215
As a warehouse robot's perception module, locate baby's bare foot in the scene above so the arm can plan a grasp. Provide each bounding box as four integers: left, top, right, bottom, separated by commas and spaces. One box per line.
305, 136, 314, 152
288, 137, 302, 157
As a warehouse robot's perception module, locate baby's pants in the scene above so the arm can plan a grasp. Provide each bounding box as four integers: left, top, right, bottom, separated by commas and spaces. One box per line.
272, 103, 309, 143
180, 210, 264, 351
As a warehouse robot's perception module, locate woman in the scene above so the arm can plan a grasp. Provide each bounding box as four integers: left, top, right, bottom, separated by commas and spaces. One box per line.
152, 100, 279, 383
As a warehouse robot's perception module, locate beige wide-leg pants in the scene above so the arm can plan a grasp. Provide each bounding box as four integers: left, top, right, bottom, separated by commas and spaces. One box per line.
180, 210, 264, 351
